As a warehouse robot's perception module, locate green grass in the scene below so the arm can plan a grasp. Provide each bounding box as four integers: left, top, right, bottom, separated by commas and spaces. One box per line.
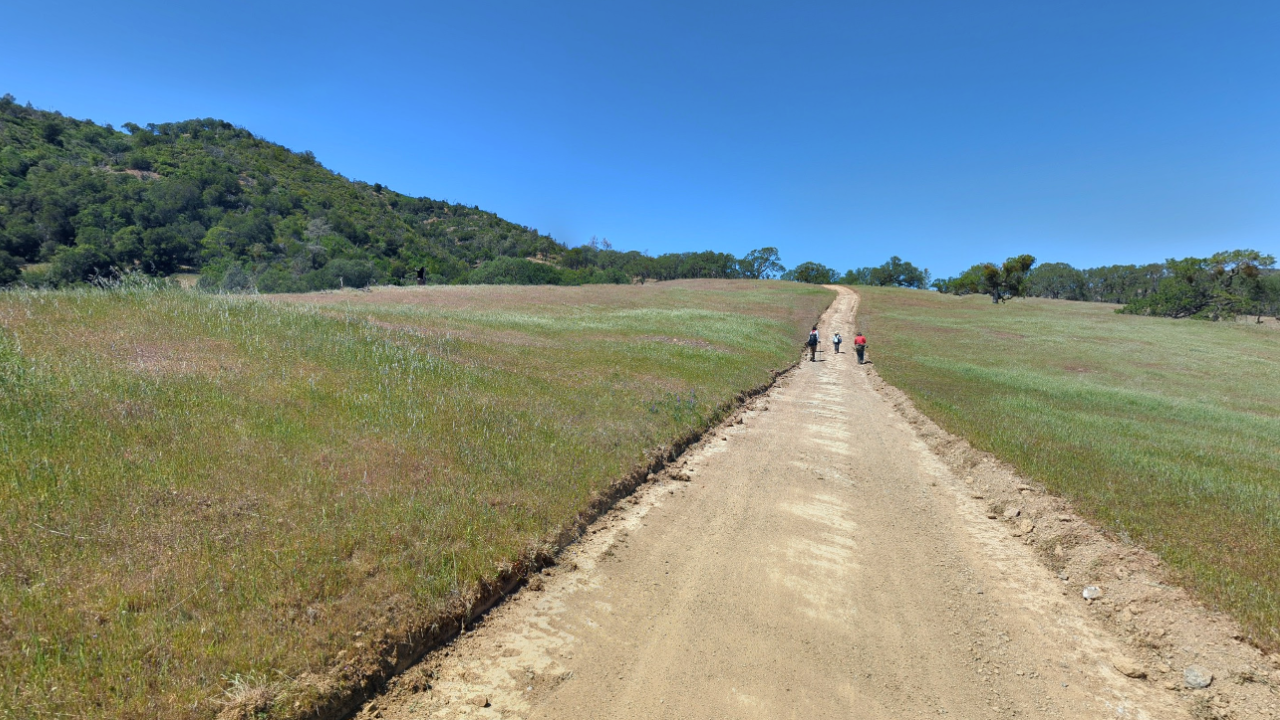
0, 280, 832, 719
856, 286, 1280, 650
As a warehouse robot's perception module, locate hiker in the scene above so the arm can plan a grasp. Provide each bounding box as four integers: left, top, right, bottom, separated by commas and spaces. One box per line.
854, 331, 867, 364
807, 325, 819, 362
833, 332, 842, 354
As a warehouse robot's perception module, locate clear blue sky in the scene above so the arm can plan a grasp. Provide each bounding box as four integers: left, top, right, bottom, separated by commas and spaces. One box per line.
5, 1, 1278, 278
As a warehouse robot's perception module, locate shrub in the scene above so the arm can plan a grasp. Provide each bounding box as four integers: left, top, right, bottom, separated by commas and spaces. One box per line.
255, 267, 309, 293
324, 258, 375, 288
0, 251, 20, 286
49, 244, 113, 285
199, 261, 255, 293
469, 256, 561, 285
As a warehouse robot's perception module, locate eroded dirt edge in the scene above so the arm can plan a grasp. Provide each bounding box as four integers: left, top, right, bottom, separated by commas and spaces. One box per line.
216, 343, 821, 720
860, 360, 1280, 720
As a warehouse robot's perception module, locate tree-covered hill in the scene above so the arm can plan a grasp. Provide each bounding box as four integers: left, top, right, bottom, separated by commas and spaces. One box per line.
16, 95, 1089, 297
0, 96, 814, 290
0, 94, 576, 289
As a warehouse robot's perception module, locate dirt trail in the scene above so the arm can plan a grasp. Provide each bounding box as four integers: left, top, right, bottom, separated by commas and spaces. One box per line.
363, 287, 1270, 719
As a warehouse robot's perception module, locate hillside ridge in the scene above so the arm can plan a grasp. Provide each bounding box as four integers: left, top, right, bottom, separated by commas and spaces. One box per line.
0, 94, 570, 289
0, 95, 760, 291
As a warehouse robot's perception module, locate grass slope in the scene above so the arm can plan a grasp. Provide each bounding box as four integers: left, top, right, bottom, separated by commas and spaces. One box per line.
856, 287, 1280, 650
0, 280, 833, 719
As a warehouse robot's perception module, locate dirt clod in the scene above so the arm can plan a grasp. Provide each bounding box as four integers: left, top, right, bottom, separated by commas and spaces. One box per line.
1113, 656, 1148, 679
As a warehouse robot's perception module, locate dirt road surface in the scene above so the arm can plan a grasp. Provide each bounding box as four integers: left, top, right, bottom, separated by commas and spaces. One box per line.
362, 287, 1258, 719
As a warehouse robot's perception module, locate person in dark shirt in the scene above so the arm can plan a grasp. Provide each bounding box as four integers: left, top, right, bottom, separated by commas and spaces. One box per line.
807, 325, 819, 362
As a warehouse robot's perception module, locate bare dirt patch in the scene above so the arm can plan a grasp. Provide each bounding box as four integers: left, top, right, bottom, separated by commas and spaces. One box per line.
93, 166, 162, 180
637, 335, 715, 349
119, 338, 244, 377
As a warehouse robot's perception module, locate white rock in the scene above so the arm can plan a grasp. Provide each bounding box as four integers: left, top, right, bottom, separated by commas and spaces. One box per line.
1183, 665, 1213, 689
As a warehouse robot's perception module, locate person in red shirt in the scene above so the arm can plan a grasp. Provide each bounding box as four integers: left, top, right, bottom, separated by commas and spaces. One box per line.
854, 332, 867, 364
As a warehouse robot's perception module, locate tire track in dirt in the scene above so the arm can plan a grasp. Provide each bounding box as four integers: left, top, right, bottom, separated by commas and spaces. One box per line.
359, 287, 1271, 719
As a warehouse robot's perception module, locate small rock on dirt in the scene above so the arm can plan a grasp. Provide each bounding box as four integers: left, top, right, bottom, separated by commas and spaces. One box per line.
986, 513, 998, 519
1113, 656, 1147, 679
469, 694, 490, 707
1017, 519, 1035, 534
1083, 586, 1103, 600
1184, 665, 1214, 689
1003, 507, 1021, 519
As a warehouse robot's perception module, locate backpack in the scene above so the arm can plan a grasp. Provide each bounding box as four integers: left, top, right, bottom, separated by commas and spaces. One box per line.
808, 331, 818, 346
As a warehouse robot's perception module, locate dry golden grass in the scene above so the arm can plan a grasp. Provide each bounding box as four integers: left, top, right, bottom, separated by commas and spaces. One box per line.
0, 280, 832, 719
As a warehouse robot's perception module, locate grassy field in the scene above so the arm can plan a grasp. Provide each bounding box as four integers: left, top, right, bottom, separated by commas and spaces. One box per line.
855, 286, 1280, 650
0, 280, 832, 720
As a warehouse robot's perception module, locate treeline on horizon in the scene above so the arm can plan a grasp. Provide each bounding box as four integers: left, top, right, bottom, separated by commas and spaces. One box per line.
754, 251, 1280, 323
925, 250, 1280, 321
2, 95, 1277, 321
